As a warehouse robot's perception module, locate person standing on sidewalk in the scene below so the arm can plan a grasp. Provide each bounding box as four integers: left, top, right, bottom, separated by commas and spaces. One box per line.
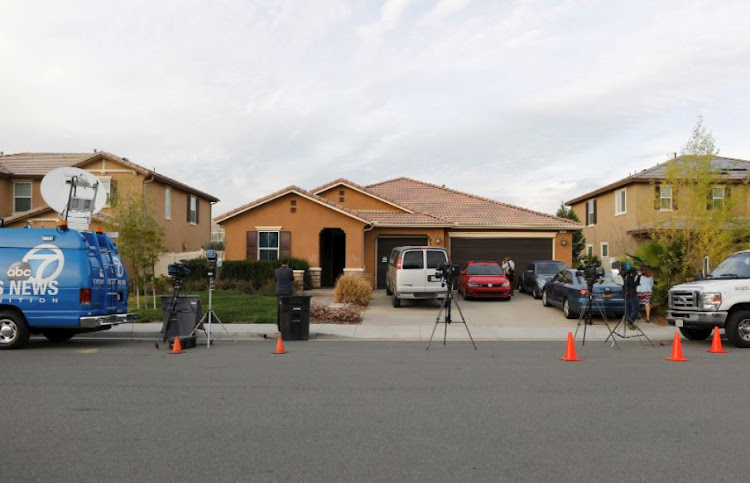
274, 259, 294, 331
637, 267, 654, 322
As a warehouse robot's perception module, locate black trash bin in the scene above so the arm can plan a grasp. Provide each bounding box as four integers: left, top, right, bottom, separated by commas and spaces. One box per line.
160, 295, 203, 347
279, 295, 311, 341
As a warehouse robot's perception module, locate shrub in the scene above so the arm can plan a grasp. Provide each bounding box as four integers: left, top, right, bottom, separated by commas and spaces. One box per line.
310, 301, 363, 324
333, 272, 373, 306
218, 258, 312, 290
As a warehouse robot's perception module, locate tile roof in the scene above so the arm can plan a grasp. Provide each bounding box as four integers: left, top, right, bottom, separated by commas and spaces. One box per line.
367, 177, 581, 229
0, 153, 95, 176
310, 177, 413, 213
361, 211, 449, 226
214, 185, 370, 224
0, 152, 218, 202
566, 156, 750, 205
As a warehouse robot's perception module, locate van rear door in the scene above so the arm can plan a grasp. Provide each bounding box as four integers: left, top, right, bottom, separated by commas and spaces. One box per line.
426, 249, 448, 293
400, 249, 426, 294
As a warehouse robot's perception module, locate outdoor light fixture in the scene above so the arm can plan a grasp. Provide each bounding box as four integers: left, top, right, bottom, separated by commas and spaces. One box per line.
561, 239, 568, 246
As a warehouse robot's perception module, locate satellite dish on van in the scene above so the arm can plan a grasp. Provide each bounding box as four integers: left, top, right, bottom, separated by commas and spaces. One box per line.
41, 167, 107, 230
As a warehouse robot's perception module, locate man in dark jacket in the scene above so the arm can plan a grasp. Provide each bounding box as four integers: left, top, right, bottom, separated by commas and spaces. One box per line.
274, 259, 294, 331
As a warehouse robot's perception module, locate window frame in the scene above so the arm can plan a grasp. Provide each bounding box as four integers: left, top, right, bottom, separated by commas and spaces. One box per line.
600, 242, 609, 259
188, 195, 198, 224
711, 186, 725, 210
258, 231, 280, 260
585, 244, 594, 258
659, 185, 673, 211
13, 181, 32, 213
96, 176, 112, 208
586, 200, 596, 226
615, 188, 626, 216
165, 187, 172, 220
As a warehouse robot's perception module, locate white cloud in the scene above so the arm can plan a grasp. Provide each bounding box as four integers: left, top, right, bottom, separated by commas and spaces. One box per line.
1, 0, 750, 217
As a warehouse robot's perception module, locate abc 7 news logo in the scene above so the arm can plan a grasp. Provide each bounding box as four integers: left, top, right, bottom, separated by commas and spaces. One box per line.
6, 245, 65, 282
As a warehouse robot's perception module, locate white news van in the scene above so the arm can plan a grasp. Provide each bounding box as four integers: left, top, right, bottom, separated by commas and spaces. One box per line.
667, 249, 750, 347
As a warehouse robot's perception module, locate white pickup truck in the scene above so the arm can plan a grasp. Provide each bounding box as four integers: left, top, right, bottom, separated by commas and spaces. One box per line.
667, 250, 750, 348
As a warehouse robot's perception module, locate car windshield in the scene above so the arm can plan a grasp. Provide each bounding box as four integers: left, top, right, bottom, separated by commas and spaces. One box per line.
467, 264, 503, 275
537, 262, 566, 274
574, 270, 619, 285
709, 252, 750, 279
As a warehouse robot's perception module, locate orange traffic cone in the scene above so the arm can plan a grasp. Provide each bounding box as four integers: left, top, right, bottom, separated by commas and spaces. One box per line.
707, 326, 728, 353
560, 332, 581, 361
666, 332, 688, 361
171, 336, 184, 354
273, 336, 287, 355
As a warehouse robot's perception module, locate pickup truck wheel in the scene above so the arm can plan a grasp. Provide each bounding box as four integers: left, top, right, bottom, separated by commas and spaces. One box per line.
726, 310, 750, 348
392, 293, 401, 308
42, 329, 77, 343
678, 327, 712, 341
0, 310, 31, 350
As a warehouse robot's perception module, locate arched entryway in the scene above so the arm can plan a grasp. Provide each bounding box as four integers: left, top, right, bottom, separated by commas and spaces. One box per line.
320, 228, 346, 287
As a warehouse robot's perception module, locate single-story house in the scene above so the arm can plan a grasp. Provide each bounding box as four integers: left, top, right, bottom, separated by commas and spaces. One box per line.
215, 178, 582, 288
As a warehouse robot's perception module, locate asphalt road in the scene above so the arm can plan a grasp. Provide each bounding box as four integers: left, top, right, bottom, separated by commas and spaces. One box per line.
1, 339, 748, 482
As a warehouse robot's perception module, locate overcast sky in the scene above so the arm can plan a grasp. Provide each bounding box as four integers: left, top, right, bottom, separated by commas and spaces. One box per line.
2, 0, 750, 217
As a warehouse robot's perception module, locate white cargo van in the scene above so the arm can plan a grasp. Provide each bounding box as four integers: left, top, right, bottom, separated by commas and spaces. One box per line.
385, 246, 450, 307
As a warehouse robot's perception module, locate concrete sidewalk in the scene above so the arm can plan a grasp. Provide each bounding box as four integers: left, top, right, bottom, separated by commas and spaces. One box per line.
75, 320, 676, 342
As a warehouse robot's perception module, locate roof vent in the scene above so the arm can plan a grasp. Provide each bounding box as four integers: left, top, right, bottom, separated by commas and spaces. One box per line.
93, 148, 97, 153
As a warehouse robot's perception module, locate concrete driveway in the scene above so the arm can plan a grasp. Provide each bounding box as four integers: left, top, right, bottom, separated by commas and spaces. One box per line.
364, 289, 577, 327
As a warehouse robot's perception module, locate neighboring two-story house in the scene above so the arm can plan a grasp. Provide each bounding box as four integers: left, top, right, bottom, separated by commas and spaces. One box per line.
0, 152, 219, 254
565, 156, 750, 265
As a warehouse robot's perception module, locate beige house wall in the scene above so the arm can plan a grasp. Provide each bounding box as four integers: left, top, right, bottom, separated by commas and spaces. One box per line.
0, 178, 10, 215
571, 181, 750, 264
221, 192, 368, 269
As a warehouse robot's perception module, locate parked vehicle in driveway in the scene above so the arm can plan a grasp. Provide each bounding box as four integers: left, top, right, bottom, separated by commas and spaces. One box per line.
458, 261, 511, 300
542, 269, 625, 319
667, 250, 750, 347
519, 260, 568, 299
386, 246, 449, 307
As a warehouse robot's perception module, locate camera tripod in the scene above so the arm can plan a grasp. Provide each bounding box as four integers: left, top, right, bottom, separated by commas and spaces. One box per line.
427, 282, 477, 350
574, 288, 621, 350
190, 275, 235, 348
606, 303, 656, 347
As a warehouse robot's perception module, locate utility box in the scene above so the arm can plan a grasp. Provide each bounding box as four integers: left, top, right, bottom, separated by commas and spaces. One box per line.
160, 295, 203, 341
279, 295, 311, 341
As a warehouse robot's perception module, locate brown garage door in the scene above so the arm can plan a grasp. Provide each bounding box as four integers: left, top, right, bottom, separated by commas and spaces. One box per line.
450, 237, 553, 276
375, 236, 429, 289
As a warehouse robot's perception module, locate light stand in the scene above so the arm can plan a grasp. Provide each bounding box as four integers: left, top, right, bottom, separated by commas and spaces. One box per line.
190, 250, 235, 348
427, 275, 477, 351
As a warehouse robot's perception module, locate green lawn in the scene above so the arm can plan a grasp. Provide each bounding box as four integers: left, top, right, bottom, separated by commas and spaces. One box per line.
128, 290, 277, 323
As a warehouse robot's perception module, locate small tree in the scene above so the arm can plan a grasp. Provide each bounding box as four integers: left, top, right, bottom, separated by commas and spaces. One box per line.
106, 184, 165, 309
647, 117, 750, 300
556, 202, 586, 262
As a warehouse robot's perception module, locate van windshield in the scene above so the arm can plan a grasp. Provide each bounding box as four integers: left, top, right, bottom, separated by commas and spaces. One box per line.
709, 252, 750, 279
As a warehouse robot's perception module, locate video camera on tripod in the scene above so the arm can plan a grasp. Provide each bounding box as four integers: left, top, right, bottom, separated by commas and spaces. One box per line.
576, 262, 604, 289
436, 262, 460, 287
167, 260, 192, 287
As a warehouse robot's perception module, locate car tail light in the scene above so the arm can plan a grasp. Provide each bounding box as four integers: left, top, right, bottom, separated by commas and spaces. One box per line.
578, 289, 589, 295
80, 288, 92, 305
397, 258, 402, 270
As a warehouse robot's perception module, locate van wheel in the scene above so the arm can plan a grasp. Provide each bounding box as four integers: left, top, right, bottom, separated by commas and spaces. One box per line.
42, 329, 77, 343
0, 310, 31, 350
392, 294, 401, 308
726, 310, 750, 348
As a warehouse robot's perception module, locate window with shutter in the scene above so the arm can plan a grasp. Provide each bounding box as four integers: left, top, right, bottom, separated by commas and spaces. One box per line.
246, 231, 258, 260
280, 231, 291, 258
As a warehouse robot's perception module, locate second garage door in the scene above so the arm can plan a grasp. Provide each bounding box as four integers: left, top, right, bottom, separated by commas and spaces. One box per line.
449, 237, 553, 276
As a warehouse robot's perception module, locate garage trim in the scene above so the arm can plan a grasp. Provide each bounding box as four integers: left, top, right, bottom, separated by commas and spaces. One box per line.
448, 232, 556, 238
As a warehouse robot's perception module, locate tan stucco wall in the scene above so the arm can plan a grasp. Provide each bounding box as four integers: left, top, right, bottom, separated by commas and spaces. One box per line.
570, 182, 750, 263
317, 186, 404, 212
0, 178, 10, 216
222, 193, 368, 268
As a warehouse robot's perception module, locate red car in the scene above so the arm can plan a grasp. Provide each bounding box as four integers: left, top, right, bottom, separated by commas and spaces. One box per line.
458, 261, 512, 300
